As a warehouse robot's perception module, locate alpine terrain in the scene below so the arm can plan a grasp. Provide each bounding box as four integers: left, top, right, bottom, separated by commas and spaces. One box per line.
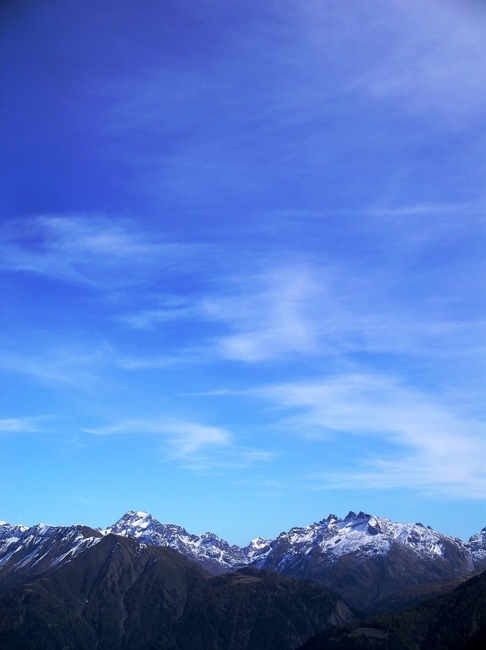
0, 529, 353, 650
1, 509, 485, 649
105, 510, 486, 612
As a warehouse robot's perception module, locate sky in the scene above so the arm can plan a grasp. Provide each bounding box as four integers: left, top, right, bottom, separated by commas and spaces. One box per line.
1, 0, 485, 546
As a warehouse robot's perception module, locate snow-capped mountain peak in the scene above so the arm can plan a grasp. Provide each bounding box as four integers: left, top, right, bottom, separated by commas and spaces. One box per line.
105, 510, 158, 535
249, 510, 478, 583
248, 537, 270, 550
105, 512, 245, 574
466, 525, 486, 568
2, 509, 485, 607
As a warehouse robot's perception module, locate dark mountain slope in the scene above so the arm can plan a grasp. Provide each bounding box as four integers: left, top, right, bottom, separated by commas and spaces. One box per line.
0, 534, 355, 650
0, 533, 205, 650
298, 568, 486, 650
365, 571, 481, 617
167, 567, 354, 650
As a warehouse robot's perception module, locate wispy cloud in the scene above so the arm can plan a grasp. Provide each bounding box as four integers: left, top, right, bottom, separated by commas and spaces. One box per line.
1, 215, 205, 288
0, 416, 46, 433
196, 253, 484, 365
121, 296, 199, 330
257, 373, 486, 498
202, 265, 320, 362
361, 0, 486, 124
364, 201, 486, 249
83, 417, 274, 470
116, 354, 191, 370
85, 418, 229, 454
118, 264, 323, 363
0, 344, 115, 389
115, 239, 484, 374
302, 0, 486, 125
366, 203, 469, 217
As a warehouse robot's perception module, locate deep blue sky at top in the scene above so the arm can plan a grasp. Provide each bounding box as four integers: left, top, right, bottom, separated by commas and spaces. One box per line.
1, 0, 485, 544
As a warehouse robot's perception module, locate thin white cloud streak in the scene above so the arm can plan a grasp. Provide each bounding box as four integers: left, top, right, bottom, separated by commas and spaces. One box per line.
121, 296, 200, 330
84, 419, 230, 455
1, 215, 206, 288
365, 202, 486, 250
0, 345, 115, 389
367, 203, 470, 217
0, 417, 45, 433
257, 373, 486, 498
4, 209, 482, 380
83, 418, 274, 470
117, 355, 188, 370
0, 339, 199, 385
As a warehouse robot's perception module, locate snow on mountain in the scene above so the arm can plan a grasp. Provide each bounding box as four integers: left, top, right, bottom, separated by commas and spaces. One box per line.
2, 510, 485, 602
248, 511, 478, 611
105, 510, 271, 574
467, 526, 486, 569
0, 521, 102, 591
102, 509, 484, 589
0, 521, 28, 544
251, 511, 473, 571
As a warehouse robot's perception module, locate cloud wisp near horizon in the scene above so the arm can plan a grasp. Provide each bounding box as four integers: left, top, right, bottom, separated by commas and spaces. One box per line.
1, 0, 485, 543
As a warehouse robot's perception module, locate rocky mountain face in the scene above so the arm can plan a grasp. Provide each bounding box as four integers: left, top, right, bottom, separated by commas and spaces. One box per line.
467, 526, 486, 570
248, 511, 478, 612
1, 510, 485, 614
0, 520, 102, 591
105, 510, 270, 574
104, 510, 486, 612
0, 533, 355, 650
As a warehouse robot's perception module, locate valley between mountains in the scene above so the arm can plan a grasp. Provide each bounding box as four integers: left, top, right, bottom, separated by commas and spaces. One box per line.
1, 510, 485, 649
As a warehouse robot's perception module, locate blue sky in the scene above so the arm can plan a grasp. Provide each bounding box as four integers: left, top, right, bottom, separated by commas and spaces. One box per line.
1, 0, 485, 545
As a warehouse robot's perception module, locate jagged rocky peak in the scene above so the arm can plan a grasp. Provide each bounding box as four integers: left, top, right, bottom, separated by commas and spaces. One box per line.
4, 509, 485, 592
107, 511, 186, 540
342, 510, 375, 528
344, 510, 358, 520
110, 510, 154, 529
103, 511, 245, 574
314, 511, 376, 534
466, 525, 486, 568
468, 525, 486, 542
247, 536, 271, 549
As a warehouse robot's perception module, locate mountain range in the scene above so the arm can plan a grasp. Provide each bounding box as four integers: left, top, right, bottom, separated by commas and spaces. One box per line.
2, 510, 486, 611
0, 520, 354, 650
1, 510, 485, 648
